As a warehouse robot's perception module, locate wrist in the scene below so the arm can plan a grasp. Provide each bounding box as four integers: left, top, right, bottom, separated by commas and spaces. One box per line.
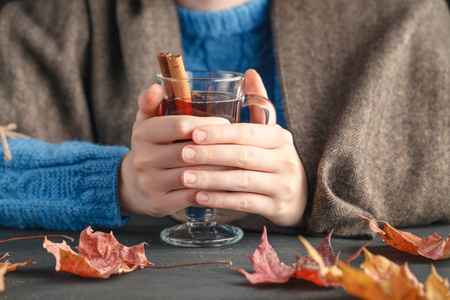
118, 152, 135, 216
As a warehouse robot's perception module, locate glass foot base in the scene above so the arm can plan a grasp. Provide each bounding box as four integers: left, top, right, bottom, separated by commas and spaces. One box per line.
160, 221, 244, 247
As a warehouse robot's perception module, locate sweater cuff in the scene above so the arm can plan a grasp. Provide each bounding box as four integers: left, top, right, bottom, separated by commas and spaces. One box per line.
0, 138, 130, 230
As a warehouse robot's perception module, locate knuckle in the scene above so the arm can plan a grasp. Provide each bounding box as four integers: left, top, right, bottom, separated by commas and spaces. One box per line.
132, 154, 146, 173
237, 172, 250, 189
205, 126, 222, 143
282, 157, 300, 171
282, 130, 294, 143
239, 125, 254, 140
132, 124, 145, 143
281, 179, 297, 195
173, 119, 190, 136
237, 147, 253, 168
216, 194, 227, 208
136, 175, 149, 192
206, 172, 215, 187
204, 148, 215, 163
238, 196, 250, 210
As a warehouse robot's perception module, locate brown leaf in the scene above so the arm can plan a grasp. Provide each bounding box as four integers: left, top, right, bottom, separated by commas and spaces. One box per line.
43, 226, 151, 278
231, 227, 296, 284
360, 215, 450, 260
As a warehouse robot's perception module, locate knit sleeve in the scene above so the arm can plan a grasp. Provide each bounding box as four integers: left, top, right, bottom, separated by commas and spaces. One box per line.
0, 138, 130, 230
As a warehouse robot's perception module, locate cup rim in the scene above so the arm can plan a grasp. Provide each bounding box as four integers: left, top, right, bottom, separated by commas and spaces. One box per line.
156, 70, 244, 82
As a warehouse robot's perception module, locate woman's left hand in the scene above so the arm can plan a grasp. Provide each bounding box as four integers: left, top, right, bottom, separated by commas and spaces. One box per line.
180, 69, 308, 227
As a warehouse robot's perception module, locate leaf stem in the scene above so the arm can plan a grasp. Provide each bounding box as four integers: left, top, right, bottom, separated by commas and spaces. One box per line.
0, 235, 74, 243
147, 261, 232, 269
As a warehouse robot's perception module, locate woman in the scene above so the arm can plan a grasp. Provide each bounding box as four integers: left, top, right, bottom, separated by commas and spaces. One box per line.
0, 0, 448, 236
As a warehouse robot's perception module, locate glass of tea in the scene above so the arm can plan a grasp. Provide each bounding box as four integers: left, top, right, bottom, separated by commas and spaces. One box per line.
156, 71, 275, 247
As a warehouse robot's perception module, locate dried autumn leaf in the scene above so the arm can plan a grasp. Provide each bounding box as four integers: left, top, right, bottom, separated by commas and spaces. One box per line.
299, 236, 450, 300
43, 226, 151, 278
231, 227, 296, 284
425, 265, 450, 300
294, 231, 341, 287
360, 215, 450, 260
233, 228, 359, 287
0, 261, 7, 292
0, 253, 36, 292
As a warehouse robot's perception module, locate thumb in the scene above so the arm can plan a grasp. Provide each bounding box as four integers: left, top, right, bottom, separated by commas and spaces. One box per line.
244, 69, 268, 98
136, 84, 164, 121
244, 69, 276, 125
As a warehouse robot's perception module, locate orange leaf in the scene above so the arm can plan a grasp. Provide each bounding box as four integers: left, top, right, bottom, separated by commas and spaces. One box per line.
360, 215, 450, 260
294, 231, 341, 287
299, 236, 450, 300
43, 226, 151, 278
299, 236, 428, 299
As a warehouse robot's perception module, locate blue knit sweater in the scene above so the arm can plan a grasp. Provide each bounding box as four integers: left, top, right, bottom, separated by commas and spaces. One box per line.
0, 0, 282, 230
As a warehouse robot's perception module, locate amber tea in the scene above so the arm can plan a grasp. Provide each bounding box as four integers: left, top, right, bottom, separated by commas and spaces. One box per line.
162, 91, 243, 123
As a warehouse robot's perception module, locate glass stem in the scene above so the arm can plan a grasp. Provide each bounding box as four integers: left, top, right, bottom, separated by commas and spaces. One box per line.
185, 206, 216, 223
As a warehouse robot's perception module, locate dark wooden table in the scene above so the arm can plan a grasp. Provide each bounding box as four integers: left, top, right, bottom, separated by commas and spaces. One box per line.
1, 216, 449, 299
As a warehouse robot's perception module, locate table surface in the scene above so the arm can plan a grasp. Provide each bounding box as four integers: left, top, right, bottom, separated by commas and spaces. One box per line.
1, 216, 449, 300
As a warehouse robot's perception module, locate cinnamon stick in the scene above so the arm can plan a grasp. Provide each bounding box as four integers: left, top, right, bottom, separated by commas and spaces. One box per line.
157, 52, 172, 78
157, 52, 174, 99
167, 54, 192, 101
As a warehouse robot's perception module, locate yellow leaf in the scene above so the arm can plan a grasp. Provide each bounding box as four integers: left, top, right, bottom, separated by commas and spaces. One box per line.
425, 265, 450, 300
0, 260, 8, 292
299, 236, 431, 300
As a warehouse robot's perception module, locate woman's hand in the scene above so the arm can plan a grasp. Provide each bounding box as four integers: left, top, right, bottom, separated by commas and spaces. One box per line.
180, 70, 308, 227
118, 84, 230, 217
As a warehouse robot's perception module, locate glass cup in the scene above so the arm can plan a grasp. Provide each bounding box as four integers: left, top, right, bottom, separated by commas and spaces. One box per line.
156, 71, 275, 247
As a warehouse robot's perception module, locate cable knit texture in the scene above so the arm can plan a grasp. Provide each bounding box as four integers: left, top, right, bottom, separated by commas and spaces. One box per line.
0, 0, 285, 231
178, 0, 286, 128
0, 139, 129, 230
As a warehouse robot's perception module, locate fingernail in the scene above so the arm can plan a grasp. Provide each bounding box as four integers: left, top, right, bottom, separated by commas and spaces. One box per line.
196, 192, 208, 203
194, 130, 207, 143
184, 172, 197, 184
183, 147, 196, 161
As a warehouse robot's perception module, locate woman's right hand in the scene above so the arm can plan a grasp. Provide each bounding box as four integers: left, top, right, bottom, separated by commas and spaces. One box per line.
118, 84, 230, 217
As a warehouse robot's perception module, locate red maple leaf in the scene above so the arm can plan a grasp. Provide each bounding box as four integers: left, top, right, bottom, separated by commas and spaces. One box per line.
360, 215, 450, 260
231, 227, 296, 284
43, 226, 151, 278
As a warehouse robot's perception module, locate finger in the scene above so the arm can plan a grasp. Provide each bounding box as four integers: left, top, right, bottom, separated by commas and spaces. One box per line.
244, 69, 268, 98
136, 84, 164, 121
181, 169, 277, 195
134, 115, 230, 144
150, 188, 198, 217
194, 191, 274, 218
192, 123, 293, 148
137, 165, 234, 194
132, 140, 192, 169
182, 144, 280, 172
247, 95, 277, 125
